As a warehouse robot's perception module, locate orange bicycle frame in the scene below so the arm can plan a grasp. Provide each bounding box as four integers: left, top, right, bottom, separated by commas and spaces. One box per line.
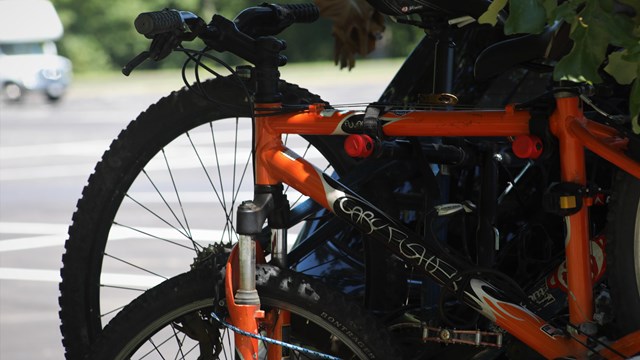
225, 93, 640, 359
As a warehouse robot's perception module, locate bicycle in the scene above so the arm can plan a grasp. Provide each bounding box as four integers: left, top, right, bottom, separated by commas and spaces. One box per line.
59, 2, 640, 359
58, 3, 513, 357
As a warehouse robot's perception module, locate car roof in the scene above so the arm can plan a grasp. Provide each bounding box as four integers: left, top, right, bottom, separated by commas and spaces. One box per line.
0, 0, 64, 43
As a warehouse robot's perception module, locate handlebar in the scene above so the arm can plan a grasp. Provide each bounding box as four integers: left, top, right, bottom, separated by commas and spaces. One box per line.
126, 3, 320, 102
134, 10, 200, 37
278, 3, 320, 22
234, 3, 319, 38
133, 3, 319, 38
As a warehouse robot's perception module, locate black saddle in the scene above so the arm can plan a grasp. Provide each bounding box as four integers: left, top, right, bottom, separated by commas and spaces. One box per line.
474, 22, 571, 81
365, 0, 571, 82
366, 0, 492, 18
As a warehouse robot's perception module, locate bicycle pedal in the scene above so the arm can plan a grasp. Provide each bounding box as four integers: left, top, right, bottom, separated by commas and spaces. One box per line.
422, 326, 503, 348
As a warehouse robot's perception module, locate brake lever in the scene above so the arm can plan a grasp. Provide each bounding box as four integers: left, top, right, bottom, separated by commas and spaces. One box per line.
123, 29, 200, 77
148, 32, 182, 61
122, 51, 150, 76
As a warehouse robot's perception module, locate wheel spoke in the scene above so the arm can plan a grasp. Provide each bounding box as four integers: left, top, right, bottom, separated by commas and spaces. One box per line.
185, 132, 237, 236
100, 304, 127, 318
141, 337, 168, 360
161, 149, 193, 240
112, 222, 198, 251
123, 194, 192, 241
58, 79, 354, 360
141, 168, 192, 240
104, 252, 168, 280
169, 324, 188, 360
209, 122, 228, 217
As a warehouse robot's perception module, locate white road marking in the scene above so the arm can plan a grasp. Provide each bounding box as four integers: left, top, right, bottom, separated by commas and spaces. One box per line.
0, 127, 252, 157
0, 218, 300, 288
100, 272, 164, 288
0, 148, 252, 181
0, 222, 234, 252
0, 164, 97, 181
0, 268, 61, 282
0, 132, 326, 181
0, 140, 110, 160
126, 191, 255, 203
0, 222, 67, 235
0, 129, 254, 160
0, 267, 163, 287
0, 235, 66, 252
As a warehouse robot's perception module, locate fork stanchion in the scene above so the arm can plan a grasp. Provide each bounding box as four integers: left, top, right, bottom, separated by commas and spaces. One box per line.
225, 244, 265, 359
271, 228, 288, 268
235, 234, 260, 305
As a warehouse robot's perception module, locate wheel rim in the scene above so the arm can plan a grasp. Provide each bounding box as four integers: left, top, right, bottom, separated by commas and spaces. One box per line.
114, 297, 367, 360
4, 83, 22, 101
94, 116, 338, 327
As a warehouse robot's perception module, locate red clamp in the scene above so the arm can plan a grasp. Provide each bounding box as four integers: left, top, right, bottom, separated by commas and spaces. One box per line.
344, 134, 374, 158
512, 135, 543, 159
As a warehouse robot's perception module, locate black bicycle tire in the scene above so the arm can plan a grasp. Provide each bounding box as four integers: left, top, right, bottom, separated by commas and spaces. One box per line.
88, 263, 399, 360
59, 76, 354, 359
607, 170, 640, 334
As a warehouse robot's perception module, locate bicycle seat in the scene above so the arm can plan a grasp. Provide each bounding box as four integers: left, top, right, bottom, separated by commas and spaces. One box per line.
366, 0, 491, 18
474, 22, 570, 82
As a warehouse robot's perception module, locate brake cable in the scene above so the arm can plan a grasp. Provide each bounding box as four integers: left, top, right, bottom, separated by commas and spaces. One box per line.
209, 311, 342, 360
559, 319, 628, 359
580, 93, 629, 125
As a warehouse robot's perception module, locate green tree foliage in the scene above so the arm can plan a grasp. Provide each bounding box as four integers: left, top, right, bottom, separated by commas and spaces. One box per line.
52, 0, 201, 71
480, 0, 640, 132
51, 0, 420, 72
51, 0, 639, 129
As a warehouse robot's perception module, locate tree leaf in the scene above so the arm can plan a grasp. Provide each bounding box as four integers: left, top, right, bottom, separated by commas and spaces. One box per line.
617, 0, 640, 23
554, 0, 612, 83
550, 0, 584, 23
541, 0, 558, 21
554, 28, 606, 82
624, 44, 640, 62
505, 0, 547, 34
618, 0, 640, 9
483, 0, 640, 133
592, 0, 637, 48
478, 0, 508, 26
605, 51, 638, 84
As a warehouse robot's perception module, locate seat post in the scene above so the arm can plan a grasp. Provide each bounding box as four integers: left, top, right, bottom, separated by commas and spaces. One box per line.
432, 28, 455, 95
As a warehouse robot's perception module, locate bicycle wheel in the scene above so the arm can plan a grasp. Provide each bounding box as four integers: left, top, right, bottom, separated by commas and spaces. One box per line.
59, 75, 354, 359
88, 260, 398, 360
607, 170, 640, 334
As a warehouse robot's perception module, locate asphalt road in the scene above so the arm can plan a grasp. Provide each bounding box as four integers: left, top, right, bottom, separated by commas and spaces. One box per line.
0, 59, 399, 360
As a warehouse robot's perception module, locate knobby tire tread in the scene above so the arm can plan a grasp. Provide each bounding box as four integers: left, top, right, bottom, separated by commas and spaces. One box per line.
606, 170, 640, 334
59, 76, 352, 359
88, 263, 399, 360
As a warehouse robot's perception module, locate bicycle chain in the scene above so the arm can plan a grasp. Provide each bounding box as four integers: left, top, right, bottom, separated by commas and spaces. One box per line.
210, 311, 342, 360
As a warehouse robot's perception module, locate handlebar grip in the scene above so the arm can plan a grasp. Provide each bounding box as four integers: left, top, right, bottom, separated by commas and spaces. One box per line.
134, 10, 183, 36
280, 3, 319, 23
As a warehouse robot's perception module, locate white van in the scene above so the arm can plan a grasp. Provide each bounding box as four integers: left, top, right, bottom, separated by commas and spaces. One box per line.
0, 0, 72, 102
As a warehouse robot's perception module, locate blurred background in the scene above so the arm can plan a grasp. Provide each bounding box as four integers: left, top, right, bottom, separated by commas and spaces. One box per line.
53, 0, 421, 74
1, 0, 422, 102
0, 0, 409, 359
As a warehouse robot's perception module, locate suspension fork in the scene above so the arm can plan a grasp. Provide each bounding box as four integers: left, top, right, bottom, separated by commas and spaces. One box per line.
225, 242, 264, 358
225, 102, 291, 359
227, 193, 273, 358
